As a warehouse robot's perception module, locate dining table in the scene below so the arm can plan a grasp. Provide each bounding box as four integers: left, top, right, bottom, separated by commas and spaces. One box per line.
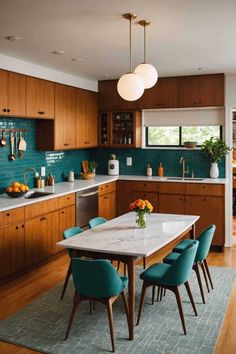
57, 212, 199, 340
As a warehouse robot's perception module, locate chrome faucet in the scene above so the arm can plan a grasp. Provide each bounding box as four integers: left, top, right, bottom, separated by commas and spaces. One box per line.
180, 157, 189, 179
23, 168, 39, 185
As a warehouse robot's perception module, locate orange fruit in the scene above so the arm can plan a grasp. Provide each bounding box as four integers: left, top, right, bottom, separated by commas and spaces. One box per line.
12, 181, 21, 188
13, 187, 20, 192
20, 185, 26, 192
25, 186, 29, 191
6, 186, 13, 192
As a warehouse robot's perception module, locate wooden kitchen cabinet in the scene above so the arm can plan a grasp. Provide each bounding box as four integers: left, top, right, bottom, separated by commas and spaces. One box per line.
0, 222, 25, 278
0, 69, 26, 117
98, 80, 139, 111
116, 181, 135, 216
159, 194, 185, 214
26, 76, 54, 118
139, 77, 179, 109
75, 88, 98, 148
59, 205, 76, 240
99, 110, 141, 148
179, 74, 224, 107
98, 182, 116, 220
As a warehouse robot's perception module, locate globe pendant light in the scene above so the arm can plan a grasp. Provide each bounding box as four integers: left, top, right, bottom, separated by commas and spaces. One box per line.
134, 20, 158, 89
117, 13, 144, 101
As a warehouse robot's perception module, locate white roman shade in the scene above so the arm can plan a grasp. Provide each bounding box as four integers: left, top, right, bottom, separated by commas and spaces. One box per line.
143, 107, 225, 127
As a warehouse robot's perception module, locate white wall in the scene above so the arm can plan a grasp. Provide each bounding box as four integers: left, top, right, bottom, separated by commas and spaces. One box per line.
0, 54, 98, 92
224, 74, 236, 246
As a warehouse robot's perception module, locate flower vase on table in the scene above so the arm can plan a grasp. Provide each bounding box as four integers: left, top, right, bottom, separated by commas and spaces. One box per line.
130, 199, 153, 229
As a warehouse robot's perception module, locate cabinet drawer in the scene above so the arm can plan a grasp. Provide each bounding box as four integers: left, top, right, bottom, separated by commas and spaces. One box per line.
58, 193, 75, 208
159, 182, 185, 194
185, 183, 224, 196
99, 182, 116, 196
132, 181, 159, 192
25, 198, 59, 219
0, 207, 24, 227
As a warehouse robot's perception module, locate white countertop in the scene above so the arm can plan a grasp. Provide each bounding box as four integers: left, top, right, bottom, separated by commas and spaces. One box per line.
0, 174, 227, 213
57, 212, 199, 257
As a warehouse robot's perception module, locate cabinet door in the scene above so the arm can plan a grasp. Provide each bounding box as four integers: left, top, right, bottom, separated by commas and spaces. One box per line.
110, 111, 141, 148
139, 79, 163, 108
25, 211, 59, 266
185, 196, 224, 247
116, 181, 135, 216
158, 194, 185, 214
76, 89, 98, 148
59, 205, 76, 244
98, 192, 116, 220
133, 192, 158, 212
179, 76, 200, 107
99, 112, 111, 146
0, 69, 8, 114
54, 83, 76, 150
198, 74, 224, 107
0, 223, 25, 278
98, 80, 139, 110
26, 77, 54, 118
8, 72, 26, 116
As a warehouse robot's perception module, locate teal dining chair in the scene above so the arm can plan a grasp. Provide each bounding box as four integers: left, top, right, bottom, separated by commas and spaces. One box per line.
163, 225, 216, 304
89, 216, 107, 228
60, 226, 84, 300
65, 258, 129, 352
136, 240, 199, 335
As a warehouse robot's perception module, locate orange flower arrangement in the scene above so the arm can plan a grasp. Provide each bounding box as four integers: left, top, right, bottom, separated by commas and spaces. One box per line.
130, 199, 153, 228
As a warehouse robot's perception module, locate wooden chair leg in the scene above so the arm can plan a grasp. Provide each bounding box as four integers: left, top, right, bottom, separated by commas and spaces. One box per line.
193, 263, 206, 304
200, 262, 210, 293
61, 260, 72, 300
173, 286, 187, 335
160, 286, 163, 301
117, 261, 120, 271
204, 259, 214, 289
152, 286, 155, 304
65, 292, 79, 340
136, 282, 148, 326
121, 291, 129, 330
106, 298, 115, 353
124, 263, 127, 276
143, 257, 146, 269
156, 286, 160, 302
184, 281, 197, 316
163, 287, 166, 297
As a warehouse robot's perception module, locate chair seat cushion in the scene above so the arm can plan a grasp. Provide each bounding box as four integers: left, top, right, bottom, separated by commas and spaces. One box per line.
120, 276, 129, 289
140, 263, 171, 284
163, 252, 181, 264
173, 239, 194, 253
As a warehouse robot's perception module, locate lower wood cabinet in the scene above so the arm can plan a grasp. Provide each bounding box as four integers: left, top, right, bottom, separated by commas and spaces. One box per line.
59, 205, 76, 249
159, 194, 185, 214
133, 191, 158, 212
98, 182, 116, 220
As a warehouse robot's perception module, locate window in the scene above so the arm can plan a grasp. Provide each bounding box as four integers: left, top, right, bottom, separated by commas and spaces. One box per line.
146, 126, 221, 147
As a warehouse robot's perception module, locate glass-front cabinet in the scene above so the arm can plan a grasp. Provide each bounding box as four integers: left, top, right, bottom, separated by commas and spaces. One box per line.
98, 110, 141, 148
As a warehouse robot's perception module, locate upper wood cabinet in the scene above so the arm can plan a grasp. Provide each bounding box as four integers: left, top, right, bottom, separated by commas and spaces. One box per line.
26, 76, 55, 119
54, 83, 76, 150
98, 80, 140, 111
75, 89, 98, 148
0, 69, 26, 117
179, 74, 224, 107
139, 77, 180, 109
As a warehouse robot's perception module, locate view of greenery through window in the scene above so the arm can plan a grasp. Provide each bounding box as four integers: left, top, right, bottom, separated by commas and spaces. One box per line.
147, 126, 221, 146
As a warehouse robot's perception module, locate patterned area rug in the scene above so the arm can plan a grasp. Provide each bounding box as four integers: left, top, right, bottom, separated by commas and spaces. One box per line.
0, 267, 235, 354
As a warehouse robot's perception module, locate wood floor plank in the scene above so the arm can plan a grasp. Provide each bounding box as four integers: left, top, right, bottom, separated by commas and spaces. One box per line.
0, 245, 235, 353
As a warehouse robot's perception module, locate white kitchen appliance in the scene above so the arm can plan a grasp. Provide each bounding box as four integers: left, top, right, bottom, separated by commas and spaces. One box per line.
108, 159, 119, 175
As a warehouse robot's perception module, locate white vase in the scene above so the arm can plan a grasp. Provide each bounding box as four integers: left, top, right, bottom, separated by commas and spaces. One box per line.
210, 162, 219, 178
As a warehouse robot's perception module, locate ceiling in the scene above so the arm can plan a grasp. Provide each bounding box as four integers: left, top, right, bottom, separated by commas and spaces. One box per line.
0, 0, 236, 81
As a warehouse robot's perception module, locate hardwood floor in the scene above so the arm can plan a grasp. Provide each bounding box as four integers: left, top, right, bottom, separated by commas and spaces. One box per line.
0, 245, 236, 354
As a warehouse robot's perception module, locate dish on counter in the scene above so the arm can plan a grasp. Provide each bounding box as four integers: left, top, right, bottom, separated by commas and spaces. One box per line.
6, 191, 28, 198
184, 141, 197, 148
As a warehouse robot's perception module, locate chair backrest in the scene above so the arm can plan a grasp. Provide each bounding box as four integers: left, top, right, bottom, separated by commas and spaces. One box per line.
63, 226, 83, 257
89, 217, 107, 228
164, 240, 199, 286
195, 224, 216, 262
72, 258, 125, 298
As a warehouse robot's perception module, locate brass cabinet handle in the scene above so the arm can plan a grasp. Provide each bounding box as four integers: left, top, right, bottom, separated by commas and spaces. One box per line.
6, 213, 10, 216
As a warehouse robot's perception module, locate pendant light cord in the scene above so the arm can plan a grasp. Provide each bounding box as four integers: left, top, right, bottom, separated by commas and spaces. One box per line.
129, 17, 132, 72
144, 24, 146, 64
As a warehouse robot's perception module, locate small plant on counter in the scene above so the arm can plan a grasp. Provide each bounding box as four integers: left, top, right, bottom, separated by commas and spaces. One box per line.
88, 161, 98, 173
201, 137, 231, 162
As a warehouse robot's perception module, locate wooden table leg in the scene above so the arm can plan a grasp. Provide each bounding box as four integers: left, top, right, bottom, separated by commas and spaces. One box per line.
126, 256, 135, 340
190, 223, 195, 239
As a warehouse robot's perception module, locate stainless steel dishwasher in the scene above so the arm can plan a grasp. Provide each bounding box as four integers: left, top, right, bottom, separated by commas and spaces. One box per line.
76, 187, 98, 228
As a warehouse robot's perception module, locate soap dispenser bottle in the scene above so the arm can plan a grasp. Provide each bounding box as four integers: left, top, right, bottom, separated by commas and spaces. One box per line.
147, 163, 152, 177
158, 163, 164, 177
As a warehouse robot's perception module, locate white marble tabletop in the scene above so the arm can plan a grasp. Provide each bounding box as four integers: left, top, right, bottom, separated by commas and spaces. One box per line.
57, 212, 199, 257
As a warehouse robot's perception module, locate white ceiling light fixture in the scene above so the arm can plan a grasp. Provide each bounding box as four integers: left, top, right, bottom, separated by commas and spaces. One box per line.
117, 13, 144, 102
52, 50, 65, 55
5, 36, 22, 41
134, 20, 158, 89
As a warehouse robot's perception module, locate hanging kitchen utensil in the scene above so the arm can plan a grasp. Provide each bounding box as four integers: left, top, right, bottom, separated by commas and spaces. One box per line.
0, 130, 6, 147
18, 131, 24, 158
8, 132, 16, 161
19, 130, 27, 151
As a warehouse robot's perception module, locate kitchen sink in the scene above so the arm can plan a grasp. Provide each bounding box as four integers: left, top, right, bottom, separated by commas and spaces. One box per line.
165, 177, 204, 181
24, 191, 54, 199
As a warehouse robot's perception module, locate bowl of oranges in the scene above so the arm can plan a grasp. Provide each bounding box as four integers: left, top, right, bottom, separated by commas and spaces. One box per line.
5, 181, 29, 198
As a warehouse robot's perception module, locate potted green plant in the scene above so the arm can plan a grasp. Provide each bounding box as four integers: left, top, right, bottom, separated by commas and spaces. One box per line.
201, 137, 231, 178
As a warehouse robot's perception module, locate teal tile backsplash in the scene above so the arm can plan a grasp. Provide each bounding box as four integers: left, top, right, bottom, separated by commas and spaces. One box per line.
0, 118, 91, 193
0, 117, 225, 195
